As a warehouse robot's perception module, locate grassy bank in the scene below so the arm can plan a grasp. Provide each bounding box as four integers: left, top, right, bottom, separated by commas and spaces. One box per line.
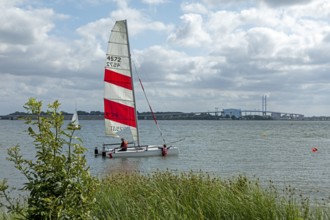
92, 171, 329, 220
2, 171, 329, 219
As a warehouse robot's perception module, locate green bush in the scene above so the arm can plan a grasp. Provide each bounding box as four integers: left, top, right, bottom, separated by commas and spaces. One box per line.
0, 98, 99, 219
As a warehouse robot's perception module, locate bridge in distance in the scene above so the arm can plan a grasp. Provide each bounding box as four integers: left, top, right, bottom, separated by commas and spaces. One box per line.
139, 110, 304, 120
1, 110, 304, 120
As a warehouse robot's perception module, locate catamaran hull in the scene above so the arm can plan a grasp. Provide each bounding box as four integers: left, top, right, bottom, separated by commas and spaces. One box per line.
96, 145, 179, 158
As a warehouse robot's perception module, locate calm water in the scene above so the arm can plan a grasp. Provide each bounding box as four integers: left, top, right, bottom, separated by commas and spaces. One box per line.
1, 120, 330, 200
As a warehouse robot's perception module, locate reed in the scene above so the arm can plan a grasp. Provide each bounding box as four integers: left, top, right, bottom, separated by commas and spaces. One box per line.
92, 171, 330, 220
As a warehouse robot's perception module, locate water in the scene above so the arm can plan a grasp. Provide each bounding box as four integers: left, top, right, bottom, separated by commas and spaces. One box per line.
1, 120, 330, 200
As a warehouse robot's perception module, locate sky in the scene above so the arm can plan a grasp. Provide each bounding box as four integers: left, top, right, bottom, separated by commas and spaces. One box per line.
1, 0, 330, 117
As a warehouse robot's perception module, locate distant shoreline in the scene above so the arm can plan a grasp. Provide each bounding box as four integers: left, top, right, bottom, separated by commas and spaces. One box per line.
1, 113, 329, 121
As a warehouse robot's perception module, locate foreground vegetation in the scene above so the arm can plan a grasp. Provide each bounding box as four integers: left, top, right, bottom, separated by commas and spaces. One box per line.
0, 98, 98, 219
91, 171, 329, 220
2, 171, 330, 219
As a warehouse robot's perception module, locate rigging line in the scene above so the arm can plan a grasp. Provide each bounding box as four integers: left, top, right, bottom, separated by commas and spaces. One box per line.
166, 138, 185, 145
132, 61, 166, 145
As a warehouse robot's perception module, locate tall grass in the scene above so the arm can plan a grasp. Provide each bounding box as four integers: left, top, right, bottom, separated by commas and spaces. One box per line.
92, 171, 330, 220
2, 171, 329, 219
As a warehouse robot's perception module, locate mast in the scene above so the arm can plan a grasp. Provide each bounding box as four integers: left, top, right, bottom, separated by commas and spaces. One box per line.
124, 20, 141, 146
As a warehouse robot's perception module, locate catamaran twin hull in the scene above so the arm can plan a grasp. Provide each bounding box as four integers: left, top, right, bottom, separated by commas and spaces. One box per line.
98, 146, 179, 158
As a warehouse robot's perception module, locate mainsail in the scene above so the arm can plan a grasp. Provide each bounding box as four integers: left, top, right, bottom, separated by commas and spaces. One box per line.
71, 110, 80, 127
104, 20, 139, 143
69, 109, 81, 130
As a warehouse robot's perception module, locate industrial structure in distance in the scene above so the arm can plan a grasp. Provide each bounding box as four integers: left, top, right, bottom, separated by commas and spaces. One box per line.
139, 95, 304, 120
0, 96, 307, 120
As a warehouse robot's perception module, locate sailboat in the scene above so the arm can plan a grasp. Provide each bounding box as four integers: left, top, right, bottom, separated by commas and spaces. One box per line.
100, 20, 179, 158
69, 109, 81, 130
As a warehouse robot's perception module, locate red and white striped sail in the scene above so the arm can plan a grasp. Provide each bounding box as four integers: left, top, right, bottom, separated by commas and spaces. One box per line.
104, 20, 138, 142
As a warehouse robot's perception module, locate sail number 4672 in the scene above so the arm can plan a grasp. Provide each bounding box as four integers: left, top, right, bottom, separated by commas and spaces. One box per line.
106, 56, 121, 68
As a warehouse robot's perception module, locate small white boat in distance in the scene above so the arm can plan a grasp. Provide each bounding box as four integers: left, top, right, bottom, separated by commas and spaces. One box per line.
69, 110, 81, 130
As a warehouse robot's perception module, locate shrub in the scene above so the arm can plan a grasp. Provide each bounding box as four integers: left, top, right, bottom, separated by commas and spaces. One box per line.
0, 98, 98, 219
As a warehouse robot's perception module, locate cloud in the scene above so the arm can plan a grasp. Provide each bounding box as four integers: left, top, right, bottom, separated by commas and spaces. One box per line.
0, 0, 175, 114
155, 0, 330, 115
181, 2, 208, 14
141, 0, 168, 5
0, 7, 55, 45
167, 13, 211, 47
202, 0, 313, 8
261, 0, 313, 7
0, 2, 104, 113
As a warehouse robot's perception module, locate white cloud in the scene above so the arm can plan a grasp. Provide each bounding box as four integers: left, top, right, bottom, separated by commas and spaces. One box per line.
167, 13, 211, 47
141, 0, 167, 5
181, 2, 208, 14
0, 7, 55, 45
163, 0, 330, 115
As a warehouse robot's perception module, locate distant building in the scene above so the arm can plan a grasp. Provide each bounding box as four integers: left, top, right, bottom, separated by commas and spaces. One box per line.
222, 109, 241, 118
271, 112, 281, 120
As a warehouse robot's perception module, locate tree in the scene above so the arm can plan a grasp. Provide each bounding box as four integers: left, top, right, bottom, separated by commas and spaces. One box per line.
0, 98, 98, 219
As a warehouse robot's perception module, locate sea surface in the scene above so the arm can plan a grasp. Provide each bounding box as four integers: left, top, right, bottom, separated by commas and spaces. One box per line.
1, 120, 330, 200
